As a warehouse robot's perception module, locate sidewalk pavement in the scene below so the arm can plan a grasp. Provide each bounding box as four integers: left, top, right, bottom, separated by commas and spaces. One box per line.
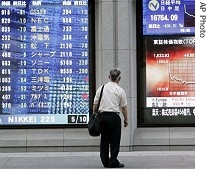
0, 151, 195, 169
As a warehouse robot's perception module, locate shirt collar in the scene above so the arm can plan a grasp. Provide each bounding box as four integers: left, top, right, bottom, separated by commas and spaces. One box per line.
108, 81, 118, 85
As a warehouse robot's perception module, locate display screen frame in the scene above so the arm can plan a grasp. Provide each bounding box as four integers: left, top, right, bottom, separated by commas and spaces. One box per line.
0, 0, 96, 129
136, 0, 195, 127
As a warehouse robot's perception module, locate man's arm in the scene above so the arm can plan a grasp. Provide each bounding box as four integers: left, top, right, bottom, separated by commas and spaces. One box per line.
121, 105, 128, 127
93, 104, 98, 113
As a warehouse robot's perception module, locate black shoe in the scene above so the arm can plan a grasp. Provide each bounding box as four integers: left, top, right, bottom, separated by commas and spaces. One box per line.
103, 164, 109, 168
109, 163, 124, 168
118, 163, 124, 168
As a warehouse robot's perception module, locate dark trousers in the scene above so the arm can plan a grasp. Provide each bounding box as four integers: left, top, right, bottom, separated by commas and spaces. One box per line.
100, 112, 121, 167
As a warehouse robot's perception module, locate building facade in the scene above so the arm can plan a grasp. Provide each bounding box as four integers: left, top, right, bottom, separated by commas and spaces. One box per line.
0, 0, 195, 152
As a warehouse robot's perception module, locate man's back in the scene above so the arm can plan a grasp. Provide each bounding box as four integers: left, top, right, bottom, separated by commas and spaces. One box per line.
99, 82, 127, 113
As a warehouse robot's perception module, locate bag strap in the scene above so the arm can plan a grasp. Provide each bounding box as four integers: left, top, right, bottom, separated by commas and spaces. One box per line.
96, 85, 105, 112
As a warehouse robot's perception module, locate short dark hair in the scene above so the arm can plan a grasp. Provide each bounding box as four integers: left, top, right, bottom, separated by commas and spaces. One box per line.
110, 68, 121, 81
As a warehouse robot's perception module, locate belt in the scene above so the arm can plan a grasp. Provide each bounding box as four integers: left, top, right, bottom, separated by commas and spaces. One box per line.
100, 111, 119, 114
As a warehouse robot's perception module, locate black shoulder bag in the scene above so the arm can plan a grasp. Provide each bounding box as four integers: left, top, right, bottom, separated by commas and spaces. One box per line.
88, 85, 105, 137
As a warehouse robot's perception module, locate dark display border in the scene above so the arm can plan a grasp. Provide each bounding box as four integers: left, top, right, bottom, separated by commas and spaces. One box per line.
136, 0, 195, 127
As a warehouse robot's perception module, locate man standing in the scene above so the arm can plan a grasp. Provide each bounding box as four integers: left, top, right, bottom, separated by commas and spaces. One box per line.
93, 68, 128, 168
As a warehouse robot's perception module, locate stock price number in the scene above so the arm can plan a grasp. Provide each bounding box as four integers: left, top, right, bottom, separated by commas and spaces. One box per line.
150, 14, 178, 21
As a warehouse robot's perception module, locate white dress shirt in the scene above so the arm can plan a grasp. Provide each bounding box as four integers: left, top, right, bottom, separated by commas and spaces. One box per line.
94, 82, 127, 112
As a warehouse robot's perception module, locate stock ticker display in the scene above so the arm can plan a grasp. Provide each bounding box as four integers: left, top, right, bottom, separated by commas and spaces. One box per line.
139, 0, 195, 124
143, 0, 195, 35
0, 0, 90, 126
